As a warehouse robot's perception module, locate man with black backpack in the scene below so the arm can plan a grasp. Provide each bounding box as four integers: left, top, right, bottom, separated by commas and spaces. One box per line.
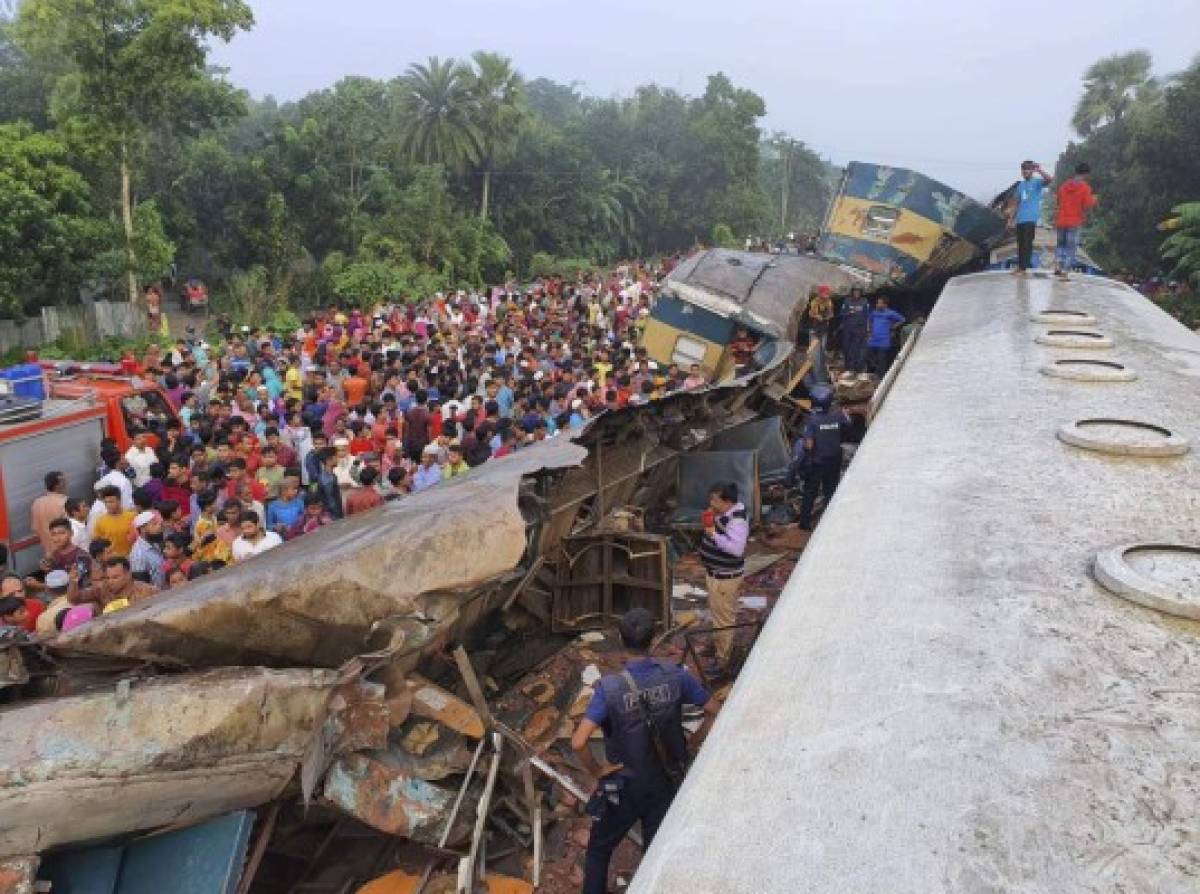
571, 608, 720, 894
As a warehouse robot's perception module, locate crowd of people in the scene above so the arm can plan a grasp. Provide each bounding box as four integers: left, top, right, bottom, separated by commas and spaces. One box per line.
2, 262, 757, 637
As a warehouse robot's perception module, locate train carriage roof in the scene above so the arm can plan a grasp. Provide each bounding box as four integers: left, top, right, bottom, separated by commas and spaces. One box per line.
665, 249, 858, 340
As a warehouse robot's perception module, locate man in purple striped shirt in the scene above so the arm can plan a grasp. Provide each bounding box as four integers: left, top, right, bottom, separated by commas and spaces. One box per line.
698, 482, 749, 669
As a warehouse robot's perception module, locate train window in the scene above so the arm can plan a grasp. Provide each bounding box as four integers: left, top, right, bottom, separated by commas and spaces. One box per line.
862, 205, 899, 240
671, 336, 707, 367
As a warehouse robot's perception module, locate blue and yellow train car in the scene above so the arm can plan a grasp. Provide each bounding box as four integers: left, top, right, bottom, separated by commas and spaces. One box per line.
642, 249, 858, 380
817, 162, 1006, 288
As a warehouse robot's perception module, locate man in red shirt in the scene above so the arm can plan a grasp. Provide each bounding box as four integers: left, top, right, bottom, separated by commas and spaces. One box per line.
1054, 162, 1098, 279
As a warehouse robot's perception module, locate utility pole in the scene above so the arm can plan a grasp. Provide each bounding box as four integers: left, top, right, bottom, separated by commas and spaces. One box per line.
780, 139, 791, 232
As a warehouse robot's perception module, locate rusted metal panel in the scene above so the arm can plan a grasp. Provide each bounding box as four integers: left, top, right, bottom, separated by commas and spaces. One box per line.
404, 675, 484, 739
0, 667, 368, 858
323, 752, 473, 845
0, 857, 37, 894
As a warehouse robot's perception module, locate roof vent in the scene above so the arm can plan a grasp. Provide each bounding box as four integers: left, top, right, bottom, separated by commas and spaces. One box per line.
1031, 310, 1099, 325
1094, 543, 1200, 620
1039, 358, 1137, 382
1058, 418, 1190, 457
1035, 329, 1114, 349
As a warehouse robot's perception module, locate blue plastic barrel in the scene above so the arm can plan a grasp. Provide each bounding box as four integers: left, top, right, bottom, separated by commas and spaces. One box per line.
0, 363, 46, 399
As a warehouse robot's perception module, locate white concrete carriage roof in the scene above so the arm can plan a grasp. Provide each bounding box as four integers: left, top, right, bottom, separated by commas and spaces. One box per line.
632, 271, 1200, 893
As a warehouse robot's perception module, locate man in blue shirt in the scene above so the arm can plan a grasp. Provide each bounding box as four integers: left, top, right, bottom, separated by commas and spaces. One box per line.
571, 609, 720, 894
265, 479, 305, 538
1010, 160, 1053, 274
867, 297, 905, 377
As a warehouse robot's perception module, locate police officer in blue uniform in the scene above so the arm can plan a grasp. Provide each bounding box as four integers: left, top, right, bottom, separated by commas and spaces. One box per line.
570, 608, 719, 894
840, 286, 871, 379
798, 385, 851, 530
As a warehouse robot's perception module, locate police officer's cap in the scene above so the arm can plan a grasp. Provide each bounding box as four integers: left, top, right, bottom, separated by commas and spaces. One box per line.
618, 608, 656, 649
810, 384, 834, 411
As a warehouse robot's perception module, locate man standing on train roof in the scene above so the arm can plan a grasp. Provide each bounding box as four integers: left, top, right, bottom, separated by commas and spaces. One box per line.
1010, 160, 1053, 275
1054, 163, 1098, 280
798, 385, 851, 531
571, 608, 720, 894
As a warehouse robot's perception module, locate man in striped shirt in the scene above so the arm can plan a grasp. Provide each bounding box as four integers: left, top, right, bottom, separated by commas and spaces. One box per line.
698, 482, 749, 669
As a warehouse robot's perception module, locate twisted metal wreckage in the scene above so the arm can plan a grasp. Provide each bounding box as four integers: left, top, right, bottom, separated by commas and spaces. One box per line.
0, 252, 842, 891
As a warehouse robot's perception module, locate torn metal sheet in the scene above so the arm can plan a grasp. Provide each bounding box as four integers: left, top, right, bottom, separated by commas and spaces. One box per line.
0, 644, 28, 689
323, 752, 474, 845
47, 438, 587, 669
0, 667, 364, 858
404, 675, 485, 739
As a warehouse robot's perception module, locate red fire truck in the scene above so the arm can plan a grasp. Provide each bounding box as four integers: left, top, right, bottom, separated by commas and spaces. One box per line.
0, 364, 179, 573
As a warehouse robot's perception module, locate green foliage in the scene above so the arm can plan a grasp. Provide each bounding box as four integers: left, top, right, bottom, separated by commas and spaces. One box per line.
16, 0, 253, 301
0, 13, 814, 318
527, 252, 594, 280
332, 261, 408, 306
84, 200, 176, 285
0, 122, 102, 315
268, 307, 301, 335
1160, 202, 1200, 286
711, 223, 737, 249
1058, 53, 1200, 275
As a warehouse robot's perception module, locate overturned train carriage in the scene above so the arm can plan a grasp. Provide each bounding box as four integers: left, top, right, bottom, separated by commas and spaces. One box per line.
818, 161, 1006, 289
643, 248, 858, 379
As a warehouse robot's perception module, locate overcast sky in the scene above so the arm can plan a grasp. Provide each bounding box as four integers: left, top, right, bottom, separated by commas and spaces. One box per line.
211, 0, 1200, 200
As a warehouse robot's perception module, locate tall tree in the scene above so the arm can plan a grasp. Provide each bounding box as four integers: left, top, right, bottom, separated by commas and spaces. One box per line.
0, 122, 103, 314
1071, 50, 1158, 136
468, 50, 524, 220
394, 56, 481, 171
16, 0, 253, 306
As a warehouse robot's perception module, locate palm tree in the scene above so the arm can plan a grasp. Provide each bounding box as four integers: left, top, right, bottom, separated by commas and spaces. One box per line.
394, 57, 481, 170
468, 50, 525, 219
590, 169, 644, 253
1072, 50, 1159, 136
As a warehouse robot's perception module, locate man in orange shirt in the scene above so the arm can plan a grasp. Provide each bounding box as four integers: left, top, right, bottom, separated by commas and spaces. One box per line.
342, 367, 369, 408
1054, 162, 1098, 279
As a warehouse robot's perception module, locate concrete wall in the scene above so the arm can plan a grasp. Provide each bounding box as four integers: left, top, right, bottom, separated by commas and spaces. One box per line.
0, 302, 144, 354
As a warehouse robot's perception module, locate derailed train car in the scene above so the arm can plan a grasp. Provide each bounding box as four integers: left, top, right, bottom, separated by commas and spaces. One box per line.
818, 161, 1006, 289
642, 249, 860, 380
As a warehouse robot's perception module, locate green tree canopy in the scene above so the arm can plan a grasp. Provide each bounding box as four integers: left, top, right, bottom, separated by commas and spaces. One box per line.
16, 0, 253, 304
0, 122, 102, 314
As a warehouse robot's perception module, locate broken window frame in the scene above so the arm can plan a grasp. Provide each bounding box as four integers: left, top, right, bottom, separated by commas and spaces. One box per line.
671, 335, 708, 367
861, 205, 900, 240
